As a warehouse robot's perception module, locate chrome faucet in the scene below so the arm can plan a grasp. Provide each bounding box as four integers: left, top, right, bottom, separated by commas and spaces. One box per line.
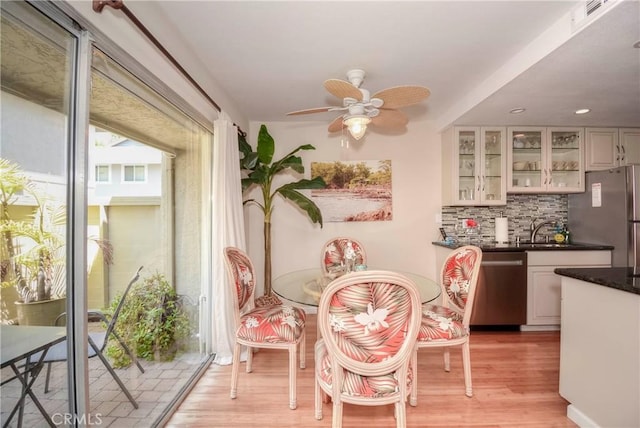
529, 219, 558, 243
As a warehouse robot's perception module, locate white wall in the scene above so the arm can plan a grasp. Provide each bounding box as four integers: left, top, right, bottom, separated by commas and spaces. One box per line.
244, 120, 443, 295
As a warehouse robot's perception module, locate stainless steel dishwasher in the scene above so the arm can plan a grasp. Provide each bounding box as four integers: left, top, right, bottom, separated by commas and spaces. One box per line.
470, 251, 527, 326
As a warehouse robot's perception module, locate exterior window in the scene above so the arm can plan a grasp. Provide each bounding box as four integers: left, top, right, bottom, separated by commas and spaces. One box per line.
123, 164, 146, 182
95, 164, 110, 182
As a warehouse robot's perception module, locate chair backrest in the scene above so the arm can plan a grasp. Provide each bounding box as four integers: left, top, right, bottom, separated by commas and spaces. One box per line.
321, 237, 366, 275
104, 265, 144, 339
317, 270, 421, 382
439, 245, 482, 326
223, 247, 256, 318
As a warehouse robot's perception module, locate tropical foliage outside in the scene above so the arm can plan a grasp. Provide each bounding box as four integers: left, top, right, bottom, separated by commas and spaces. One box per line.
105, 273, 192, 368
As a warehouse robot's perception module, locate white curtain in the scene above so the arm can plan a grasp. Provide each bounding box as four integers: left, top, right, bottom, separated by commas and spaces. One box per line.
211, 112, 246, 365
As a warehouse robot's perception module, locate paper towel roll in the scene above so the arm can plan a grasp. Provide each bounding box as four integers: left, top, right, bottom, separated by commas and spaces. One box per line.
495, 217, 509, 243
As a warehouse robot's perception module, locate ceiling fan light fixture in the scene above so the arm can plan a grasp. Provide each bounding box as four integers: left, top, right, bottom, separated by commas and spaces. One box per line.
344, 115, 371, 140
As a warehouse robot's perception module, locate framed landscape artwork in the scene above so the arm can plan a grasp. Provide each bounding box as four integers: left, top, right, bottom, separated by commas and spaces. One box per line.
310, 160, 392, 222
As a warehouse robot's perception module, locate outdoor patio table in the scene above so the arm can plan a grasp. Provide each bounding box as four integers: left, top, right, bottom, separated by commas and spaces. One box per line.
1, 325, 66, 428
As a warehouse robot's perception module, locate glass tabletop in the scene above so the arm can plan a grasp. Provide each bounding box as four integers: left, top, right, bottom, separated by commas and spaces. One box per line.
273, 268, 441, 307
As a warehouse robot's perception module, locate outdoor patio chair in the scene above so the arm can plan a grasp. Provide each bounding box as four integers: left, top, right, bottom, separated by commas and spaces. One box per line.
38, 266, 146, 409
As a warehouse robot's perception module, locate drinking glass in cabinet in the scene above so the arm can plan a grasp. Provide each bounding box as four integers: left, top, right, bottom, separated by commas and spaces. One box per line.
459, 138, 475, 154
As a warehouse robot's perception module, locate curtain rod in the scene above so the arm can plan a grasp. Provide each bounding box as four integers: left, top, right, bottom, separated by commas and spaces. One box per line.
92, 0, 247, 137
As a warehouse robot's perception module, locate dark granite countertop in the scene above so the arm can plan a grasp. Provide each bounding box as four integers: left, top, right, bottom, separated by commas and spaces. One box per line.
554, 267, 640, 296
432, 240, 614, 252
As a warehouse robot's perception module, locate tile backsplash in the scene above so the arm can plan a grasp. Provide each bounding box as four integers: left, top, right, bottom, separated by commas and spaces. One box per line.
440, 194, 568, 243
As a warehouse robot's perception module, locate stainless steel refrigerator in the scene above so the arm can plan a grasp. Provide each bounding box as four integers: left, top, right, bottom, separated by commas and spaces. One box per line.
568, 165, 640, 269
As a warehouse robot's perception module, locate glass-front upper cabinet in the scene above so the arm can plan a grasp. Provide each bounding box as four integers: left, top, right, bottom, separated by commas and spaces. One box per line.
547, 128, 584, 192
508, 127, 545, 192
452, 126, 506, 205
508, 127, 584, 193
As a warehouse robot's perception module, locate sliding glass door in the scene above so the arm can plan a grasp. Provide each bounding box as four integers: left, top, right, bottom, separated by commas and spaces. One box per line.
1, 1, 77, 425
1, 2, 212, 426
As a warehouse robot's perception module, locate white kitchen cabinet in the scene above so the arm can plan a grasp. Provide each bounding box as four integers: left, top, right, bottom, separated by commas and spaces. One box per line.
442, 126, 506, 206
507, 127, 584, 193
526, 251, 610, 327
585, 127, 640, 170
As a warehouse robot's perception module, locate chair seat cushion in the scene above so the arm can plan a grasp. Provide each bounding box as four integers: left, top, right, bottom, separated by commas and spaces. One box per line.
33, 331, 108, 363
315, 340, 410, 398
237, 305, 305, 343
417, 304, 468, 342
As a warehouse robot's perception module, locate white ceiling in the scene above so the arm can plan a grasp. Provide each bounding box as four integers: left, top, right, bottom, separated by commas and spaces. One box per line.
142, 0, 640, 132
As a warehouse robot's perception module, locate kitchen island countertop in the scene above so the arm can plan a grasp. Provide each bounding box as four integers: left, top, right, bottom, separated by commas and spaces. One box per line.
554, 267, 640, 296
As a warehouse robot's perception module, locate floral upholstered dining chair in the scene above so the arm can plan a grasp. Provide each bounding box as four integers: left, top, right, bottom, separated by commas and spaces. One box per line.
321, 237, 367, 276
314, 270, 421, 428
223, 247, 306, 410
410, 245, 482, 404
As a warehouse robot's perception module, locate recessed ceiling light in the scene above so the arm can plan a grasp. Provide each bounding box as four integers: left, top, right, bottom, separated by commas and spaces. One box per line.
509, 108, 526, 114
575, 108, 591, 115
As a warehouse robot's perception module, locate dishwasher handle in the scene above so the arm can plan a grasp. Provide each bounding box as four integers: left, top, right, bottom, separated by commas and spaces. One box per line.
481, 260, 524, 266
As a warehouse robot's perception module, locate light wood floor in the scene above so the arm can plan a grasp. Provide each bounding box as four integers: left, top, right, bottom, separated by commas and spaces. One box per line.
166, 315, 576, 428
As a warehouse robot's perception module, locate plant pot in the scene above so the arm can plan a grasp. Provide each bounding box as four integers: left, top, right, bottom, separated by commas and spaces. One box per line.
15, 297, 66, 326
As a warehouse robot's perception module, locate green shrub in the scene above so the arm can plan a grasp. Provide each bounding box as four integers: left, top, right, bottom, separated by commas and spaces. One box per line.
105, 273, 192, 368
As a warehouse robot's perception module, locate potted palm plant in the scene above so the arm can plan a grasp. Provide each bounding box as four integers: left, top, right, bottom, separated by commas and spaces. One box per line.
0, 158, 66, 325
239, 125, 326, 297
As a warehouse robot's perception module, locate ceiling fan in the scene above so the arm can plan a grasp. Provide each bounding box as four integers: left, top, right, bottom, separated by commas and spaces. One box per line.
286, 69, 430, 140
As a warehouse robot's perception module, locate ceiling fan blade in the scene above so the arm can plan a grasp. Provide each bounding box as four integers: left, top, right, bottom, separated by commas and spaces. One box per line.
372, 86, 430, 109
370, 109, 408, 129
324, 79, 363, 101
328, 115, 345, 133
286, 107, 335, 116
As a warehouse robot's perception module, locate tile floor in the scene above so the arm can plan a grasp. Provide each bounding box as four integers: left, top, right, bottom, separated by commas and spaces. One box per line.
1, 351, 207, 427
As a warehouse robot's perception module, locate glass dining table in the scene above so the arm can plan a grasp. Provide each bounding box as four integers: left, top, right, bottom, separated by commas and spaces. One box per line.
273, 268, 441, 307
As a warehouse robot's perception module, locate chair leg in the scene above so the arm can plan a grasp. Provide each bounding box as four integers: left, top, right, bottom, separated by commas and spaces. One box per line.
246, 345, 253, 373
395, 400, 406, 428
444, 348, 451, 372
314, 377, 323, 420
44, 362, 52, 394
332, 399, 343, 428
111, 331, 145, 373
230, 342, 241, 399
409, 348, 418, 406
299, 330, 306, 369
90, 338, 138, 409
462, 340, 473, 397
288, 344, 297, 410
